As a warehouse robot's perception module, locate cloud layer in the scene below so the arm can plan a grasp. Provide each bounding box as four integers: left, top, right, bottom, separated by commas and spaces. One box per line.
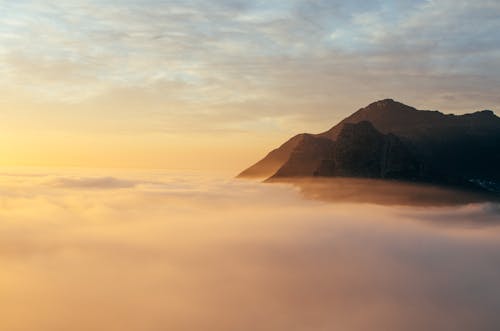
1, 170, 500, 330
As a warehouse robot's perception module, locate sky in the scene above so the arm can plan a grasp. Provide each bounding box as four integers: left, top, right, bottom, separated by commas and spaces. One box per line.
1, 0, 499, 171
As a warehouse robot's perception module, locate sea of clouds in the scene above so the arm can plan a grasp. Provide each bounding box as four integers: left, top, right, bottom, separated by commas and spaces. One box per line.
1, 169, 499, 331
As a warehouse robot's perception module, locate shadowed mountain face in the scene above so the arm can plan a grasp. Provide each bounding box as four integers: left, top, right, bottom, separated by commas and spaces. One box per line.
272, 134, 334, 178
239, 99, 500, 192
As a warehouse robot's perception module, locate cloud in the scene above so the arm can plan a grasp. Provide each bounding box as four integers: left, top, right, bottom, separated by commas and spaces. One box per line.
1, 0, 499, 125
1, 171, 500, 330
48, 176, 137, 189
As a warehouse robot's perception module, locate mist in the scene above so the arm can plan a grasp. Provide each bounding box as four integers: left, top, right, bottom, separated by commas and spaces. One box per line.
1, 169, 500, 331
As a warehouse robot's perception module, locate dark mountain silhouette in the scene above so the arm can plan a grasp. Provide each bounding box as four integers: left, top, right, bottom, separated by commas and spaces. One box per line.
238, 99, 500, 192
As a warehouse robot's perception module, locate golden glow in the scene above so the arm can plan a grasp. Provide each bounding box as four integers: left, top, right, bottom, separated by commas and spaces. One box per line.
0, 129, 276, 172
0, 91, 293, 171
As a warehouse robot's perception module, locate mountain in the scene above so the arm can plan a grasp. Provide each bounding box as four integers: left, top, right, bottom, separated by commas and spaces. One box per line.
238, 99, 500, 192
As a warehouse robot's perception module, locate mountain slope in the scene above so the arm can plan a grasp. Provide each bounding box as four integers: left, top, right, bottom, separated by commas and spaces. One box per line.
271, 134, 334, 178
268, 121, 422, 180
237, 134, 307, 178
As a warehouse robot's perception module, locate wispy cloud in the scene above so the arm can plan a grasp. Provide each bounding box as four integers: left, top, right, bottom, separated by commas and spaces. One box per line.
1, 0, 499, 135
48, 176, 137, 189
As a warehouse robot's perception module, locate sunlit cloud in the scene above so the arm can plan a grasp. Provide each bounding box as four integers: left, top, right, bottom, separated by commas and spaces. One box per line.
1, 1, 499, 109
48, 176, 138, 189
0, 171, 500, 330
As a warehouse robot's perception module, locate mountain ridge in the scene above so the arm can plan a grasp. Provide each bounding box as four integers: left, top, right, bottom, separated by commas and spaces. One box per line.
238, 99, 500, 192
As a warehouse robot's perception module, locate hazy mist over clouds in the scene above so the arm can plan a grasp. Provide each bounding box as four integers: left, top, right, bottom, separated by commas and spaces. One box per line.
1, 170, 500, 331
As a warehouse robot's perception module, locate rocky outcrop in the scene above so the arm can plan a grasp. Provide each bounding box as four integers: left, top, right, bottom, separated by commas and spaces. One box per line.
269, 121, 422, 180
271, 134, 334, 177
326, 121, 421, 179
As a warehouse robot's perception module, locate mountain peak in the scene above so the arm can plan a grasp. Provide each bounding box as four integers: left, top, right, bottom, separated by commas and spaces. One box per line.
371, 98, 396, 106
475, 109, 496, 117
363, 99, 417, 112
319, 99, 419, 140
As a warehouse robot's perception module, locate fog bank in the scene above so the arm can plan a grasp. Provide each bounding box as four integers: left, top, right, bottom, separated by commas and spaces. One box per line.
1, 170, 500, 331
